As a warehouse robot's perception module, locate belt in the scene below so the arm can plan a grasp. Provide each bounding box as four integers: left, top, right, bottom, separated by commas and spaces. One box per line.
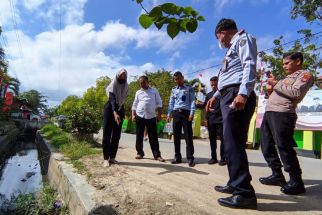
219, 84, 240, 97
174, 109, 189, 113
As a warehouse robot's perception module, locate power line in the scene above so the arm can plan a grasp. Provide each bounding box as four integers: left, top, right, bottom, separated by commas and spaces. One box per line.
186, 30, 322, 76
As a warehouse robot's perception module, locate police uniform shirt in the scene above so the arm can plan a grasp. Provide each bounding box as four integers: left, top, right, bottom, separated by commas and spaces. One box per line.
214, 30, 257, 98
266, 70, 314, 113
205, 91, 222, 124
132, 87, 162, 119
167, 85, 196, 116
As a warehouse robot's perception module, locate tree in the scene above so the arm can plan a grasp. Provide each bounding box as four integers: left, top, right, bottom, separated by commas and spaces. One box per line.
135, 0, 205, 39
261, 1, 321, 88
19, 90, 47, 113
57, 95, 81, 116
291, 0, 322, 23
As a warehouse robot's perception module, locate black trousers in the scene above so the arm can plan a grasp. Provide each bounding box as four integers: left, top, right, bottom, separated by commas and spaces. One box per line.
207, 122, 225, 161
220, 87, 256, 198
260, 111, 302, 177
173, 109, 194, 160
135, 116, 161, 158
102, 102, 124, 160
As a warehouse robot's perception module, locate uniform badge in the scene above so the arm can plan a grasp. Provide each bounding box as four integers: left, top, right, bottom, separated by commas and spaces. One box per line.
283, 79, 289, 85
301, 72, 312, 82
239, 39, 246, 47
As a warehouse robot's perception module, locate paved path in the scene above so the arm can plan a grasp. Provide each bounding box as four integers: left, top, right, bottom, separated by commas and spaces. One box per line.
96, 131, 322, 214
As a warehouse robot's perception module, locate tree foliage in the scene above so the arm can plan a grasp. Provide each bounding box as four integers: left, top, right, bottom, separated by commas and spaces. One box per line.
57, 76, 110, 137
291, 0, 322, 23
135, 0, 205, 39
18, 90, 48, 113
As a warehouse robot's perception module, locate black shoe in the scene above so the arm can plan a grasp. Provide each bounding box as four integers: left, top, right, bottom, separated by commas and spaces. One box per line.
171, 159, 182, 164
188, 159, 195, 167
218, 160, 227, 166
281, 181, 306, 195
214, 185, 235, 194
208, 158, 218, 165
218, 195, 257, 209
259, 174, 286, 186
135, 154, 144, 159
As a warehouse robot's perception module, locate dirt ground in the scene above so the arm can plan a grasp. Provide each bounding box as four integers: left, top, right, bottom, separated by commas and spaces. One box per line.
81, 133, 322, 215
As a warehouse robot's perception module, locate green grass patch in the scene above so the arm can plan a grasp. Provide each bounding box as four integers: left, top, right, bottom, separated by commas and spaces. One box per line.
40, 123, 101, 179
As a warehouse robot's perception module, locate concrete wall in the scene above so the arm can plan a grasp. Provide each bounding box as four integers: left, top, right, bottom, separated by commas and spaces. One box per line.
36, 132, 116, 215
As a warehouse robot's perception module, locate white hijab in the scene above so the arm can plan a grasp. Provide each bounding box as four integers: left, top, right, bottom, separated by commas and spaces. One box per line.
106, 69, 129, 109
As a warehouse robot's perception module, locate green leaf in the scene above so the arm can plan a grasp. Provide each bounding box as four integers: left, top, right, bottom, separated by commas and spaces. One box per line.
139, 14, 153, 29
161, 3, 177, 15
191, 10, 199, 17
197, 16, 205, 21
149, 6, 162, 21
186, 19, 198, 33
176, 6, 184, 15
167, 22, 180, 39
136, 0, 143, 3
179, 18, 189, 32
183, 6, 193, 15
154, 17, 167, 30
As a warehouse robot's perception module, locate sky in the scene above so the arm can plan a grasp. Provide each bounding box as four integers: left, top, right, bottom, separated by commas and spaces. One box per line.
0, 0, 321, 106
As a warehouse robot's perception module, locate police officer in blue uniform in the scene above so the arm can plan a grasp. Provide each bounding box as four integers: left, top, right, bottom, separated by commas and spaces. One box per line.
167, 71, 196, 167
207, 18, 257, 209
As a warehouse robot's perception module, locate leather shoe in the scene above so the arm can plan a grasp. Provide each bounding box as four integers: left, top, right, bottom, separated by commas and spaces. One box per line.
135, 154, 144, 159
218, 195, 257, 209
214, 185, 235, 194
188, 159, 195, 167
218, 160, 227, 166
171, 159, 182, 164
281, 181, 306, 195
259, 174, 286, 186
155, 156, 165, 162
208, 158, 218, 165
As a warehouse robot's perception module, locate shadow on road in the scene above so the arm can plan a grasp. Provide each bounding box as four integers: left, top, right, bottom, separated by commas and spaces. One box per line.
248, 161, 269, 168
257, 179, 322, 212
119, 160, 209, 175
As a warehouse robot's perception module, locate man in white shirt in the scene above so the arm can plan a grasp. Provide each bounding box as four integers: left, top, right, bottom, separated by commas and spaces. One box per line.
132, 75, 165, 162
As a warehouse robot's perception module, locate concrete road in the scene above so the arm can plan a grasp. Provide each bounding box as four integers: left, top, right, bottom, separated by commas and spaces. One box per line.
96, 131, 322, 214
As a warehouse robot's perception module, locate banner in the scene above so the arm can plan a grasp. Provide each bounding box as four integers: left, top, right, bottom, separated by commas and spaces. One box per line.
256, 90, 322, 131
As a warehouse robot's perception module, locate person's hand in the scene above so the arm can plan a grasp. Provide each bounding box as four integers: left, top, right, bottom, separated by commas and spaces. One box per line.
188, 115, 194, 122
114, 112, 121, 125
206, 97, 216, 112
266, 84, 273, 94
157, 114, 162, 122
131, 113, 136, 122
204, 120, 208, 128
166, 116, 171, 123
231, 94, 247, 111
267, 75, 277, 87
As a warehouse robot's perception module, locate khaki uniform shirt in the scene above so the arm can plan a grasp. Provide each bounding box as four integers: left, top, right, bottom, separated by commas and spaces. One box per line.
266, 70, 314, 113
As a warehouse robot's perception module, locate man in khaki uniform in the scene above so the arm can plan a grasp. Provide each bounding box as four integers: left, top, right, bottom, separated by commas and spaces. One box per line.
259, 52, 314, 195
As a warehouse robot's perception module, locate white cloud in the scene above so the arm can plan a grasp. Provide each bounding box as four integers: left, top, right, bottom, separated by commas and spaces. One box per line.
22, 0, 45, 10
0, 0, 21, 27
5, 20, 194, 105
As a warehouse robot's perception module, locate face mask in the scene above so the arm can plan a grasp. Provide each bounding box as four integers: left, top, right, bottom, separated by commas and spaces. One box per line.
117, 79, 126, 84
218, 41, 225, 49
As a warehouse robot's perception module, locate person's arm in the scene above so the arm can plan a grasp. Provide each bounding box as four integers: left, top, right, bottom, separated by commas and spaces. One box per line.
273, 72, 314, 101
155, 89, 163, 120
109, 92, 117, 112
189, 87, 196, 121
167, 89, 175, 117
131, 91, 139, 120
237, 35, 257, 97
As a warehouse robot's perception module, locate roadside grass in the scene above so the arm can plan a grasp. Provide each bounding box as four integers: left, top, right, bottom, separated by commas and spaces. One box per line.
41, 124, 101, 179
2, 182, 69, 214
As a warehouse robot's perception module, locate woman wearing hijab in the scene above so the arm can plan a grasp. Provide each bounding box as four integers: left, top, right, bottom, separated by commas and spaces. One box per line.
102, 69, 129, 167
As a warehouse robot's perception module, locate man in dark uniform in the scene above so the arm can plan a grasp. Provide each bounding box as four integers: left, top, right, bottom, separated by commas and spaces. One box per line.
205, 76, 226, 165
167, 71, 196, 167
260, 52, 314, 195
207, 18, 257, 209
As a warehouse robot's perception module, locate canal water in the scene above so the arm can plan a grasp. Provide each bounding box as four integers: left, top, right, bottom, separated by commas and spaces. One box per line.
0, 141, 42, 210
